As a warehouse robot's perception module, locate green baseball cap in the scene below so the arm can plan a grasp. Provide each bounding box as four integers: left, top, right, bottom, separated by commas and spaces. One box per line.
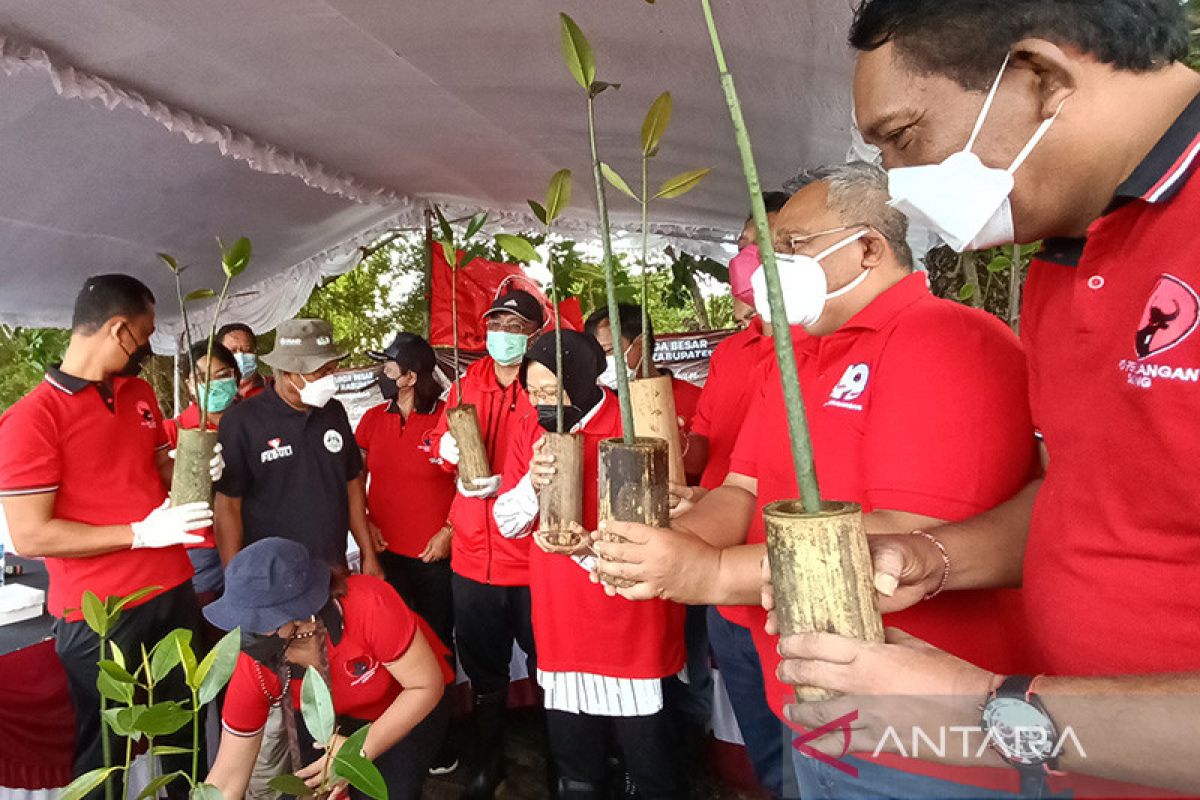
261, 318, 348, 374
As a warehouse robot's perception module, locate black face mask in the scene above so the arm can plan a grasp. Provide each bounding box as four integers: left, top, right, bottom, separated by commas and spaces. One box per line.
536, 404, 584, 433
241, 631, 290, 667
378, 374, 400, 400
116, 326, 153, 377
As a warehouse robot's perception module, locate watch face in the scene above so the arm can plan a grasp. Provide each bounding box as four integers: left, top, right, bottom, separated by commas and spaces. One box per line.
982, 697, 1057, 766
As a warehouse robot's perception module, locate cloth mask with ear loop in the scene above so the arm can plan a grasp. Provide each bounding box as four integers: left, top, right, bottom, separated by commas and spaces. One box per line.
750, 229, 871, 327
886, 53, 1066, 252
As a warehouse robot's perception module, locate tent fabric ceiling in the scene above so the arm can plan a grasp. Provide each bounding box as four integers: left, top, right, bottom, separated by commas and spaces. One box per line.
0, 0, 857, 338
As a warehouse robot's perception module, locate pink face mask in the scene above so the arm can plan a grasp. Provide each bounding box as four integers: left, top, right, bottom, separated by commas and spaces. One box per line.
729, 245, 760, 307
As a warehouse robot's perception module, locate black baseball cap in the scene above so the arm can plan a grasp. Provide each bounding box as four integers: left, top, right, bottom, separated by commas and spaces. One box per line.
482, 290, 544, 327
203, 537, 330, 634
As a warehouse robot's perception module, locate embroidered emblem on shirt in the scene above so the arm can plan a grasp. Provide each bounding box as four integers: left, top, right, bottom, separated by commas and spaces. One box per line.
344, 656, 379, 686
825, 363, 870, 411
261, 438, 294, 463
324, 430, 344, 453
1118, 274, 1200, 389
135, 399, 156, 429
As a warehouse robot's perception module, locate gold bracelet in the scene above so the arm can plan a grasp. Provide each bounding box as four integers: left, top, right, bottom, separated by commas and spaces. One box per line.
911, 529, 950, 600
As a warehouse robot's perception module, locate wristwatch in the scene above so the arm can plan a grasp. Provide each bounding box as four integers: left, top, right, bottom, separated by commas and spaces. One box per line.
981, 675, 1060, 793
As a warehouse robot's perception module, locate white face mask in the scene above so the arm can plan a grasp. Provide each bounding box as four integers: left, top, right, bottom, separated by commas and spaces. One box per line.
886, 54, 1064, 252
294, 374, 338, 408
598, 339, 639, 389
751, 229, 871, 327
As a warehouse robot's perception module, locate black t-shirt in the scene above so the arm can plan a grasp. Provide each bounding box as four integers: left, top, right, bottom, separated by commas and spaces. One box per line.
216, 385, 363, 566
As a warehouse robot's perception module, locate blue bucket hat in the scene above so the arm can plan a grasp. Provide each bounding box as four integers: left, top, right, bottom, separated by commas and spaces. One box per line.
203, 538, 330, 634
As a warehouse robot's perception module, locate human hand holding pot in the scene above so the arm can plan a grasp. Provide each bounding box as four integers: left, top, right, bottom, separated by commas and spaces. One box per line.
131, 499, 210, 549
529, 437, 557, 490
458, 474, 501, 498
590, 519, 720, 603
535, 521, 590, 556
777, 628, 997, 768
667, 483, 706, 518
868, 531, 951, 614
167, 441, 225, 481
438, 431, 460, 466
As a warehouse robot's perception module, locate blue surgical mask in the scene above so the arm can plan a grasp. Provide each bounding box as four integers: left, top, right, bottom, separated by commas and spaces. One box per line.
486, 330, 529, 366
233, 352, 258, 377
198, 377, 238, 414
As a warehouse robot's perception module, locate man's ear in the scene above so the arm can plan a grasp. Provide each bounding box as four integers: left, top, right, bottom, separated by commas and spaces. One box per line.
859, 231, 890, 270
1010, 38, 1079, 119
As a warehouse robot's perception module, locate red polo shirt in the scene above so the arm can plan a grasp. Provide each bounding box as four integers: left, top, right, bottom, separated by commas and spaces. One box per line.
0, 369, 192, 619
1020, 92, 1200, 680
728, 274, 1036, 788
162, 403, 220, 550
501, 392, 686, 678
356, 399, 455, 559
222, 575, 452, 734
691, 317, 774, 491
431, 357, 533, 585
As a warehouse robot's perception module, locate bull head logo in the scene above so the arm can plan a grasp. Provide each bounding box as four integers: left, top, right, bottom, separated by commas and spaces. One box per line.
1134, 275, 1199, 359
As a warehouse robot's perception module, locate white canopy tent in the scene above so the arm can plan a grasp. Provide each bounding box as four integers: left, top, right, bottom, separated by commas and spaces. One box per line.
0, 1, 862, 350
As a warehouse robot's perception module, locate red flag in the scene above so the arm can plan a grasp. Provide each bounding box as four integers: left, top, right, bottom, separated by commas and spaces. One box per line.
429, 247, 574, 347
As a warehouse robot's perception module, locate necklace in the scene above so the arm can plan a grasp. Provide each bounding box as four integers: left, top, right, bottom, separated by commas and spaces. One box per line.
254, 662, 290, 706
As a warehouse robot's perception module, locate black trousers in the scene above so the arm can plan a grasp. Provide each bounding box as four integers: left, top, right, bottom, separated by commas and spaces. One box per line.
295, 697, 450, 800
451, 574, 535, 693
378, 550, 454, 651
547, 708, 686, 800
53, 582, 204, 800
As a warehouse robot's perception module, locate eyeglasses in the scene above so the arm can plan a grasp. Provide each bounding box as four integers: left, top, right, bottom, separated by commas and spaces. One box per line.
776, 223, 870, 255
485, 319, 530, 335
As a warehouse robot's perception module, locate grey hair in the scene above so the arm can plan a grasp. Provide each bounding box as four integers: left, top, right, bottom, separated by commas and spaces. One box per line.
783, 161, 913, 269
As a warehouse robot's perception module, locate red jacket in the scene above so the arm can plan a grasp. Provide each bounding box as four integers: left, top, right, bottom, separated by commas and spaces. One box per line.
501, 391, 686, 678
432, 357, 533, 585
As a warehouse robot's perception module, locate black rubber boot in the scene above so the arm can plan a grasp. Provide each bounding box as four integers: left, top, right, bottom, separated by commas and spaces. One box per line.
460, 689, 508, 799
558, 778, 605, 800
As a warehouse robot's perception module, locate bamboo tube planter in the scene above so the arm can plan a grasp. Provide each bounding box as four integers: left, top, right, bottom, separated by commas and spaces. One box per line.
629, 375, 686, 486
764, 500, 884, 701
537, 432, 585, 551
447, 404, 490, 484
170, 428, 220, 506
596, 437, 670, 588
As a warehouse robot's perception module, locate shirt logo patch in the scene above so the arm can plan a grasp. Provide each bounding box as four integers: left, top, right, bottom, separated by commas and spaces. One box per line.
1118, 274, 1200, 390
324, 429, 344, 453
261, 438, 294, 463
344, 656, 379, 686
418, 428, 437, 455
135, 399, 156, 429
826, 363, 870, 411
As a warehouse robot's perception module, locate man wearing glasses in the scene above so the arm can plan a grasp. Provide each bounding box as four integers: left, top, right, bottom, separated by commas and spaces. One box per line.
591, 162, 1039, 798
432, 290, 544, 798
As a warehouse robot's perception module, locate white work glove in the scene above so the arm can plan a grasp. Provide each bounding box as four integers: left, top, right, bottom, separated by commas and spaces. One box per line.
438, 432, 460, 466
167, 442, 225, 482
457, 474, 502, 499
131, 499, 211, 549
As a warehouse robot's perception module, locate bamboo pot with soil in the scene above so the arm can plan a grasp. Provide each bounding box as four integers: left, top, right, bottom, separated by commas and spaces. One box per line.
763, 500, 884, 701
537, 431, 585, 551
595, 437, 670, 588
170, 428, 220, 506
447, 404, 491, 485
629, 375, 686, 486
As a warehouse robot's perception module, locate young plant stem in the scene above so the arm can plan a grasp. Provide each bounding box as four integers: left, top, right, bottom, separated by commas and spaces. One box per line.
100, 632, 114, 800
191, 687, 200, 784
170, 271, 198, 392
1007, 243, 1022, 331
452, 257, 462, 401
639, 156, 652, 380
699, 0, 821, 512
587, 95, 635, 442
548, 238, 565, 433
200, 273, 235, 430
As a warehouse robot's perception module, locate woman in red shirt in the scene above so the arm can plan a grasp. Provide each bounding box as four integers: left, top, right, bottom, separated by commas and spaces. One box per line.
162, 341, 241, 601
357, 333, 455, 650
205, 537, 451, 800
493, 331, 687, 800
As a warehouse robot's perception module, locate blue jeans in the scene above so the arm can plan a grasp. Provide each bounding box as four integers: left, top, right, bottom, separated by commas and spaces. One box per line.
791, 749, 1072, 800
707, 607, 795, 798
